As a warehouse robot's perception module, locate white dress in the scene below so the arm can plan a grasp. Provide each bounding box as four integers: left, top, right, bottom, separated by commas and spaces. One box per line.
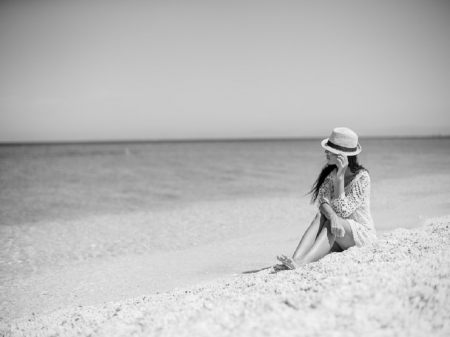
317, 169, 377, 247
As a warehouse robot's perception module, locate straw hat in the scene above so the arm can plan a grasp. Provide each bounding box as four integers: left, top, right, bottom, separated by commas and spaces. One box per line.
321, 127, 362, 155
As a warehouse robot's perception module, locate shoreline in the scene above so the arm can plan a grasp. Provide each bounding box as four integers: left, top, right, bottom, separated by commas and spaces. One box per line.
2, 215, 450, 336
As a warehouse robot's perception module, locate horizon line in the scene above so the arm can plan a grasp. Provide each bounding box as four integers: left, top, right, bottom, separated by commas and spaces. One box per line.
1, 134, 449, 146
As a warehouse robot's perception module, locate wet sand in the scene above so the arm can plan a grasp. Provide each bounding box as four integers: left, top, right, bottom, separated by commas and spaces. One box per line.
0, 196, 315, 321
2, 215, 450, 336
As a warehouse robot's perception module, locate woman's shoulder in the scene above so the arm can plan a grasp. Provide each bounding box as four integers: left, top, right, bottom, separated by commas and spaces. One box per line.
356, 169, 370, 178
354, 169, 370, 185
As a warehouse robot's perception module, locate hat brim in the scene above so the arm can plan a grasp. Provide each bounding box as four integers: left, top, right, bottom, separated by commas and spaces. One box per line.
321, 138, 362, 156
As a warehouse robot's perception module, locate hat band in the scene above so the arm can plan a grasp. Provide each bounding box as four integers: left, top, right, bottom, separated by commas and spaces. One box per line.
326, 140, 357, 153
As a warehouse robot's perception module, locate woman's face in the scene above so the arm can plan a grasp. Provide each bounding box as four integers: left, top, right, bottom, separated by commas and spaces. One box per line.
325, 150, 339, 165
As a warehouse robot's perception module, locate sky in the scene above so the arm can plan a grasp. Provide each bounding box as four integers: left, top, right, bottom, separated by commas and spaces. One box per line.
1, 0, 450, 143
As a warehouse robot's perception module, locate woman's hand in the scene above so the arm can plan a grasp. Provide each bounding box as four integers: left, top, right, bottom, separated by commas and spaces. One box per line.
336, 153, 348, 177
330, 214, 345, 237
319, 202, 345, 237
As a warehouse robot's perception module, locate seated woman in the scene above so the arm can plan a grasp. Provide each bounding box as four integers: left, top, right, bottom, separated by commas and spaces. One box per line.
276, 127, 376, 270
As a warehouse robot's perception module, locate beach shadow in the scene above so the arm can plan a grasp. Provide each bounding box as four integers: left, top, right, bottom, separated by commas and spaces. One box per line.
242, 265, 288, 274
242, 266, 273, 274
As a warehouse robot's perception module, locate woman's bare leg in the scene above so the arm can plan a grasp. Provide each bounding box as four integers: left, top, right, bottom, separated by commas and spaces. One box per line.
291, 212, 327, 259
280, 218, 355, 269
275, 212, 326, 270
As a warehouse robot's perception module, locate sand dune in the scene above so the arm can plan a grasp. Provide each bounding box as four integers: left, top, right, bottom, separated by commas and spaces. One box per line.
2, 216, 449, 337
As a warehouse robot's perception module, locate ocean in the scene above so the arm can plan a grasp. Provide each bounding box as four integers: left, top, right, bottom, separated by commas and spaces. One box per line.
2, 138, 449, 224
2, 137, 450, 224
0, 139, 317, 226
1, 137, 450, 320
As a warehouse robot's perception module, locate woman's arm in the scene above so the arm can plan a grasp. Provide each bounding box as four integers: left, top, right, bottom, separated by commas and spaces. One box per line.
322, 154, 348, 238
317, 175, 333, 208
334, 154, 348, 198
319, 202, 345, 237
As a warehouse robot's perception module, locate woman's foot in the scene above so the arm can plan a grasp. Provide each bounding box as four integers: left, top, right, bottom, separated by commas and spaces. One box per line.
277, 255, 301, 270
273, 264, 289, 271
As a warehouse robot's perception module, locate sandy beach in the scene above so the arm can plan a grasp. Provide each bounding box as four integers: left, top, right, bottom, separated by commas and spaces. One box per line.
2, 215, 449, 336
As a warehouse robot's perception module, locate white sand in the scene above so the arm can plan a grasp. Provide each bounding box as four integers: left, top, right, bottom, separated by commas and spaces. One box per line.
2, 216, 449, 337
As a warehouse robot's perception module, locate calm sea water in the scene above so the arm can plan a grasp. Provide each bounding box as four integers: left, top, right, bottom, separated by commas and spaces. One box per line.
0, 139, 312, 226
1, 138, 449, 227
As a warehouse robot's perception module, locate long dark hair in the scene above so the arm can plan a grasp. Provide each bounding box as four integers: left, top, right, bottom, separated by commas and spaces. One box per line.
308, 155, 367, 204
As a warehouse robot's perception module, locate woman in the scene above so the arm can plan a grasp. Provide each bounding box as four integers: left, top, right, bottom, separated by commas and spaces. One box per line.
276, 127, 376, 270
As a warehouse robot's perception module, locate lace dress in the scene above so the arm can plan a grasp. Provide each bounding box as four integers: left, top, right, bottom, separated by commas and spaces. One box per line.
317, 169, 376, 247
